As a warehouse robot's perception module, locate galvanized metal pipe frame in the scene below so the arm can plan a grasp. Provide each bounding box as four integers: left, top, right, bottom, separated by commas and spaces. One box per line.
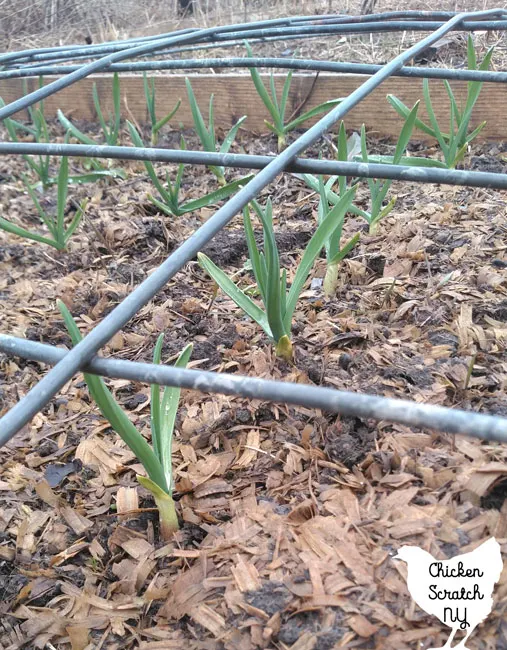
2, 142, 507, 191
1, 9, 507, 444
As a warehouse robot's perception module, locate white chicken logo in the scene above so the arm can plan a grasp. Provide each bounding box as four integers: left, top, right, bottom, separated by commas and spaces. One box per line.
395, 538, 503, 650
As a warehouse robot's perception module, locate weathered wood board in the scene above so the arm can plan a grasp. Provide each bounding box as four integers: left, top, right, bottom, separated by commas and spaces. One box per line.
0, 73, 505, 140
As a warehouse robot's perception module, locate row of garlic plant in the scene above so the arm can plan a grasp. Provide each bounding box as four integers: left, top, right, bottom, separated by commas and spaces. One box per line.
0, 36, 491, 248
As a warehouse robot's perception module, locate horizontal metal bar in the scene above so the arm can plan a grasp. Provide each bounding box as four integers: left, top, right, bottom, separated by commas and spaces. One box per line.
0, 28, 199, 66
3, 56, 507, 83
1, 142, 507, 190
1, 335, 506, 442
0, 9, 484, 444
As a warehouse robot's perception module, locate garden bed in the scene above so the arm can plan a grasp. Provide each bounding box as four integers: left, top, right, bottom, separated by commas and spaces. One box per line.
0, 122, 507, 649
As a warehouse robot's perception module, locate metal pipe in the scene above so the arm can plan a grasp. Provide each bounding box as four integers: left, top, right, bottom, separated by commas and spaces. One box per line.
1, 142, 507, 191
0, 8, 503, 444
3, 57, 507, 83
1, 335, 506, 441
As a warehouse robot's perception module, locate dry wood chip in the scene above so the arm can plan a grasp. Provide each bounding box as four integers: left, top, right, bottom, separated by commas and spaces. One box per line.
231, 556, 261, 592
462, 461, 507, 497
378, 472, 414, 488
378, 486, 419, 515
222, 517, 262, 543
368, 602, 399, 627
0, 508, 15, 533
15, 508, 51, 558
121, 537, 154, 560
308, 561, 325, 595
50, 539, 89, 567
159, 559, 213, 619
289, 630, 317, 650
35, 479, 60, 507
83, 593, 143, 613
89, 538, 106, 559
335, 540, 373, 585
60, 506, 94, 535
323, 570, 354, 595
348, 613, 379, 637
386, 627, 442, 644
65, 624, 90, 650
233, 429, 260, 469
189, 603, 226, 637
75, 437, 127, 486
388, 518, 435, 539
139, 643, 189, 649
193, 477, 233, 499
0, 545, 15, 560
116, 486, 139, 516
288, 499, 317, 523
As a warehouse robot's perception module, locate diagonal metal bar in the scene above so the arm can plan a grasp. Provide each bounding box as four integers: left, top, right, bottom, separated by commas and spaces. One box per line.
0, 8, 503, 445
1, 142, 507, 191
1, 335, 506, 441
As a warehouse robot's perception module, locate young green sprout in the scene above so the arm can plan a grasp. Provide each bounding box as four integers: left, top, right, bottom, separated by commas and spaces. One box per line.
185, 78, 246, 185
198, 188, 356, 361
0, 156, 87, 250
128, 121, 252, 216
245, 43, 343, 151
304, 104, 419, 236
143, 73, 181, 145
56, 110, 127, 182
58, 299, 192, 540
357, 102, 420, 233
317, 174, 360, 298
387, 35, 493, 169
297, 122, 360, 297
93, 72, 121, 146
0, 81, 52, 189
